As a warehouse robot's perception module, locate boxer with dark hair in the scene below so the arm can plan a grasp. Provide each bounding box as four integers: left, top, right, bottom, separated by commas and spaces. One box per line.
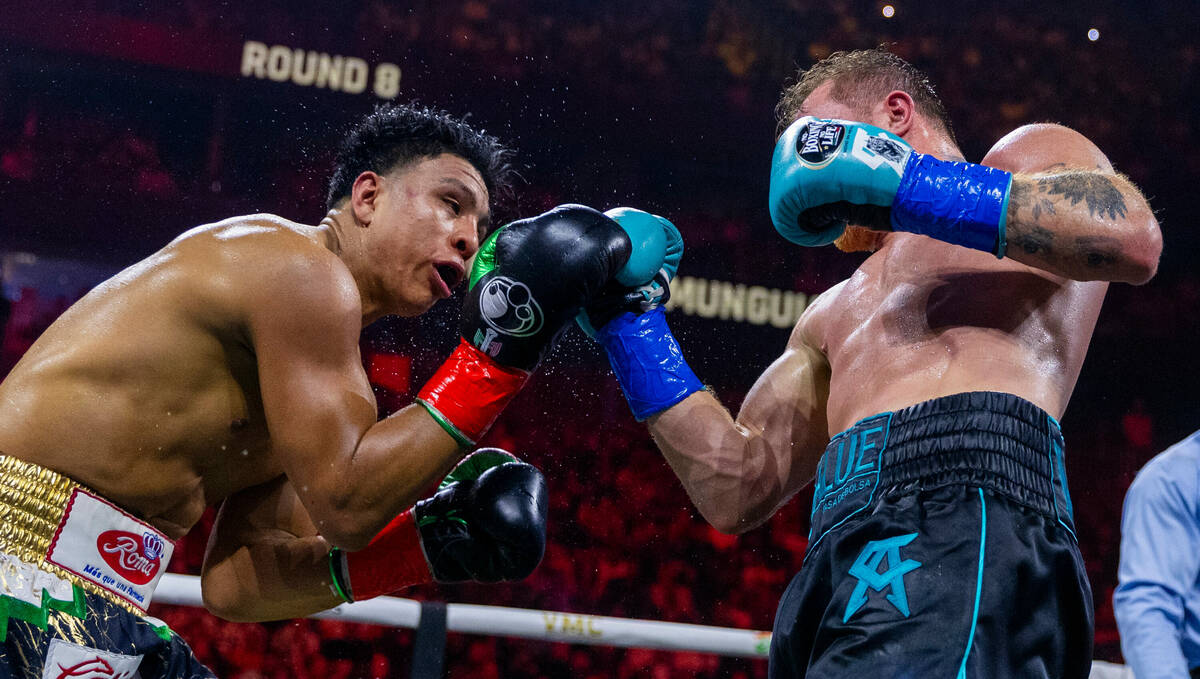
0, 103, 663, 677
588, 47, 1161, 678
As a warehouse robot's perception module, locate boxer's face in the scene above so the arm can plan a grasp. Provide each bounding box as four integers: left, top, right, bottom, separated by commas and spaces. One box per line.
797, 81, 888, 253
367, 154, 490, 316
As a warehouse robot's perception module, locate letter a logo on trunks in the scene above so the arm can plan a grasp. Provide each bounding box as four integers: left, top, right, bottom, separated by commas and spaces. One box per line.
843, 533, 922, 623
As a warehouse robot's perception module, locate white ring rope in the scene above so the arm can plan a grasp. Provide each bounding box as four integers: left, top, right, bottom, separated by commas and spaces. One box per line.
153, 574, 1132, 675
153, 574, 771, 658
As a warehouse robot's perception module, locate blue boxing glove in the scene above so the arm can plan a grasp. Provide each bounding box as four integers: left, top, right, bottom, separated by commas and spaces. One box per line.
575, 207, 683, 337
768, 116, 1013, 257
578, 208, 703, 421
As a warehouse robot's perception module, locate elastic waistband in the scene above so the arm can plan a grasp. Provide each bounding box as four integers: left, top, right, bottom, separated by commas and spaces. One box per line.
809, 392, 1074, 550
877, 391, 1067, 516
0, 456, 173, 613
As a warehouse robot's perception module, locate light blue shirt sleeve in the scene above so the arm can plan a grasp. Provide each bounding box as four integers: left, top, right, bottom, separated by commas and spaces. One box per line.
1114, 432, 1200, 679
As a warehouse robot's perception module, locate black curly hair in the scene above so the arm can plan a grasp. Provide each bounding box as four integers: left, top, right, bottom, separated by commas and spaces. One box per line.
325, 103, 515, 211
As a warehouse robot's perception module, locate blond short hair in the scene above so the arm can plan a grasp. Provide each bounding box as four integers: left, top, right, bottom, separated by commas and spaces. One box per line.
775, 47, 955, 142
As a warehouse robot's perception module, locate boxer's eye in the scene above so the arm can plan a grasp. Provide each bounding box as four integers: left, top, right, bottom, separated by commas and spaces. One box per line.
444, 197, 462, 216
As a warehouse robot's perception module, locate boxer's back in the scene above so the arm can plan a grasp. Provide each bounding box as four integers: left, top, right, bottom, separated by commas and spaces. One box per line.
0, 214, 340, 538
806, 231, 1108, 434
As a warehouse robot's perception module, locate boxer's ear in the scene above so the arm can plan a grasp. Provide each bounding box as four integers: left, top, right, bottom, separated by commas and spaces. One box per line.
349, 171, 382, 227
883, 90, 916, 137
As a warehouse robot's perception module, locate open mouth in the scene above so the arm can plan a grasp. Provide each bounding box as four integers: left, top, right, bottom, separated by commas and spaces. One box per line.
434, 263, 463, 291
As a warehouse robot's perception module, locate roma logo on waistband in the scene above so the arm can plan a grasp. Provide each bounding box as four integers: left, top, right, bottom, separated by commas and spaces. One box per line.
96, 531, 163, 585
45, 488, 174, 611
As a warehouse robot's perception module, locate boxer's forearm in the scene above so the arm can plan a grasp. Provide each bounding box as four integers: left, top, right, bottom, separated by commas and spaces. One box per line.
647, 345, 829, 534
297, 404, 463, 551
1004, 170, 1161, 284
271, 406, 458, 553
201, 534, 342, 622
648, 392, 794, 534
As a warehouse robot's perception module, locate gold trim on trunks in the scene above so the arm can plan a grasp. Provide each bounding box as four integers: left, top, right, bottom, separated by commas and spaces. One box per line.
0, 456, 145, 615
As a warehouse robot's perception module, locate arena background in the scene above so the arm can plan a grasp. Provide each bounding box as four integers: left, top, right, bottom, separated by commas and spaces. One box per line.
1, 1, 1198, 677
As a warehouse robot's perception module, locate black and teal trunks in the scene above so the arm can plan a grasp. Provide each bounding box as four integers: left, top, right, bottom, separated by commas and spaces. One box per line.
769, 392, 1093, 678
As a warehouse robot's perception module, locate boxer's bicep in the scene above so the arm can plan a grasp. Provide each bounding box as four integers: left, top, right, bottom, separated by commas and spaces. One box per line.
201, 476, 342, 621
984, 124, 1161, 284
984, 123, 1114, 175
743, 341, 830, 464
736, 340, 831, 507
246, 261, 379, 531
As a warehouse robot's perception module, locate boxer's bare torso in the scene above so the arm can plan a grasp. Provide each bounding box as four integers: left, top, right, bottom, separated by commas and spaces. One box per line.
797, 231, 1106, 434
644, 113, 1158, 533
0, 215, 353, 538
0, 153, 489, 565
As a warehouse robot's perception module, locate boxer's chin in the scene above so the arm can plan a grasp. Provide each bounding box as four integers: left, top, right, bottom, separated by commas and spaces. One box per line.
834, 225, 885, 253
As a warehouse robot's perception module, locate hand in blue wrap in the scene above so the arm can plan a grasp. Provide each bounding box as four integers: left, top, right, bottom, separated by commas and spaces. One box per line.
579, 208, 703, 421
576, 207, 683, 337
769, 116, 1013, 257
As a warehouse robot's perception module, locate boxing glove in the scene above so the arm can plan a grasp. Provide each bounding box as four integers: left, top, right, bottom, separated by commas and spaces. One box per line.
769, 116, 1012, 257
329, 448, 547, 601
417, 204, 636, 446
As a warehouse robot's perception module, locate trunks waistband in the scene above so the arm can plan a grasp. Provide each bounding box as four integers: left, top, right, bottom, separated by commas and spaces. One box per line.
0, 455, 173, 613
877, 391, 1067, 513
809, 392, 1074, 551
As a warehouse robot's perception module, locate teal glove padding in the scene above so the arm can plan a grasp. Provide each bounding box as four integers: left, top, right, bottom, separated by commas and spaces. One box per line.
607, 207, 681, 285
576, 208, 683, 337
769, 117, 1011, 256
769, 117, 912, 246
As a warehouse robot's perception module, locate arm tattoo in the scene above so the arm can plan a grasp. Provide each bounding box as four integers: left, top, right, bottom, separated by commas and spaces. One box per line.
1074, 235, 1122, 268
1012, 225, 1056, 256
1003, 166, 1141, 275
1034, 172, 1128, 220
1009, 179, 1056, 223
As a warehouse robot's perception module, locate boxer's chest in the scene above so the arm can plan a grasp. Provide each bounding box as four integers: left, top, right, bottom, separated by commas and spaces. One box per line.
815, 234, 1025, 362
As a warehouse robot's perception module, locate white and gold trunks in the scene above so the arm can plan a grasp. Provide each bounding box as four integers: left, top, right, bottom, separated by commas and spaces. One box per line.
0, 456, 174, 619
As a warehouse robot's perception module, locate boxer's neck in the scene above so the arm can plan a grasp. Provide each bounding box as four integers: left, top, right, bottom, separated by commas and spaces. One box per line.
901, 122, 966, 163
318, 210, 386, 326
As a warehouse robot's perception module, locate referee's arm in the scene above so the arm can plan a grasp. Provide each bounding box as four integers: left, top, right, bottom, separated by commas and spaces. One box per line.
1114, 450, 1200, 679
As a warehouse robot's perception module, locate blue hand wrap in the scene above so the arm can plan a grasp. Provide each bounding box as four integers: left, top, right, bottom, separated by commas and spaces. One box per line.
595, 308, 703, 421
891, 153, 1014, 258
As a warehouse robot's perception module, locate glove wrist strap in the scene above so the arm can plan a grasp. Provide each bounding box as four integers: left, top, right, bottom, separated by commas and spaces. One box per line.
891, 152, 1013, 258
417, 339, 531, 447
596, 308, 704, 421
333, 508, 432, 602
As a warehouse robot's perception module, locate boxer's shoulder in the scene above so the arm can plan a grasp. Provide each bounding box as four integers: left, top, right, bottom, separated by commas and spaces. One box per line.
789, 280, 847, 354
165, 213, 359, 319
170, 213, 338, 268
983, 123, 1113, 174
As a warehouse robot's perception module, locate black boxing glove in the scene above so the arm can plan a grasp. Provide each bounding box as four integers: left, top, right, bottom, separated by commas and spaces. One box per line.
460, 204, 632, 369
329, 448, 548, 600
416, 205, 633, 445
415, 457, 548, 583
